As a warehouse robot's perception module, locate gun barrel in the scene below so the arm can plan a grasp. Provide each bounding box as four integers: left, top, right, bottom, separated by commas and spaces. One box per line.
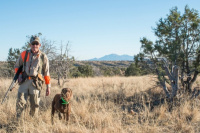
1, 81, 15, 104
1, 65, 23, 104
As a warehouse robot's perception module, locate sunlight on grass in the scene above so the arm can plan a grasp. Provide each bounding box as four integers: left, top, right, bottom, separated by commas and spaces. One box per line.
0, 76, 200, 132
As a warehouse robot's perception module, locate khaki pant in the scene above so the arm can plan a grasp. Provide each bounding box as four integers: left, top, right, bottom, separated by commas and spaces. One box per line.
16, 79, 40, 119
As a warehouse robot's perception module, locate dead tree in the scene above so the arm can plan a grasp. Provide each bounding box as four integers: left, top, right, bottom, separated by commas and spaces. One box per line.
51, 41, 74, 88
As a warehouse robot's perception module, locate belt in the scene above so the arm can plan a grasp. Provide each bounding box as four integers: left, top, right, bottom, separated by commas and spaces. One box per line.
28, 76, 36, 80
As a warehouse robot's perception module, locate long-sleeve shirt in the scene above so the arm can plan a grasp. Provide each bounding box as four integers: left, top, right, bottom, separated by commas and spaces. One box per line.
14, 50, 51, 87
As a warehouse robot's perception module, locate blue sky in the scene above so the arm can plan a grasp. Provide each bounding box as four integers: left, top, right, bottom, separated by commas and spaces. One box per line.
0, 0, 199, 61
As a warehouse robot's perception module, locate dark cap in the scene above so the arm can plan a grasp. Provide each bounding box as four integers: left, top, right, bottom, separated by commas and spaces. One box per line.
30, 36, 40, 44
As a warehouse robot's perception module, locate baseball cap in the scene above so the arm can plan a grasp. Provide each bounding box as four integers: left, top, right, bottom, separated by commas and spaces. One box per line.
30, 36, 40, 44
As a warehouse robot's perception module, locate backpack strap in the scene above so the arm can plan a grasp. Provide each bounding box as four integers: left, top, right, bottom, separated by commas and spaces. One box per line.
23, 50, 29, 72
38, 52, 45, 74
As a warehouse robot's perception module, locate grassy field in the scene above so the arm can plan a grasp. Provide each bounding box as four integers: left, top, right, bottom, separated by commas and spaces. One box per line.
0, 76, 200, 133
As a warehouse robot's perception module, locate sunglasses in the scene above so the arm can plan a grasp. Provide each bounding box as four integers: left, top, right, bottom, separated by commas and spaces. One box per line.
32, 42, 39, 46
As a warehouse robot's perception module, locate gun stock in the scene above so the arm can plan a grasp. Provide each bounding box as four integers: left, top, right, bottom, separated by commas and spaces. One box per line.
1, 65, 23, 104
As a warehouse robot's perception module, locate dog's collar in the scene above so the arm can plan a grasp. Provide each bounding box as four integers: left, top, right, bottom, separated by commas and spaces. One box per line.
61, 97, 69, 104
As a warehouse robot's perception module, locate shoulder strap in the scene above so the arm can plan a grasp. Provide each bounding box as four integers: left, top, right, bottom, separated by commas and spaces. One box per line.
23, 50, 29, 72
38, 52, 45, 74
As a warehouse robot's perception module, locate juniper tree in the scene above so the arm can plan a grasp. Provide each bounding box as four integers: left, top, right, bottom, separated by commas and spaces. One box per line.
137, 5, 200, 98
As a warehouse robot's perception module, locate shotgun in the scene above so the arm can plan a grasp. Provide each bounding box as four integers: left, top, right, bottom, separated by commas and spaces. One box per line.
1, 65, 23, 104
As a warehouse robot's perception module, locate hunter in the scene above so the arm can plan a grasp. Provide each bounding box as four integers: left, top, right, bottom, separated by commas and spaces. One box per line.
14, 35, 51, 119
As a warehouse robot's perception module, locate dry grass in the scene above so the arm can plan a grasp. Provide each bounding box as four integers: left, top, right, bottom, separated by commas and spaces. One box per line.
0, 76, 200, 133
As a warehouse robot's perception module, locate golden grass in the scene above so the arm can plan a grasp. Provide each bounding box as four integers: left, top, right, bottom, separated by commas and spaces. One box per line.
0, 76, 200, 133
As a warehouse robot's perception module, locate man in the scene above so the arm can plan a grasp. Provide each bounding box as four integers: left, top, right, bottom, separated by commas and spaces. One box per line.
15, 35, 51, 119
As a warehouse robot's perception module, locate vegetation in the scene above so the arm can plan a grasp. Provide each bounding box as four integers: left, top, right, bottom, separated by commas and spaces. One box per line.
125, 63, 141, 76
136, 5, 200, 98
7, 48, 20, 76
1, 76, 200, 132
78, 64, 94, 77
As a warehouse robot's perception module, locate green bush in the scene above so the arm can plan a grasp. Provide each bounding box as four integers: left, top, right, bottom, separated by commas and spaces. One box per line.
125, 63, 141, 76
78, 64, 94, 77
69, 67, 82, 78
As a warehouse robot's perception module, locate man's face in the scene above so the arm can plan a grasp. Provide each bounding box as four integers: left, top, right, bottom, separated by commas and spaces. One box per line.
30, 41, 41, 53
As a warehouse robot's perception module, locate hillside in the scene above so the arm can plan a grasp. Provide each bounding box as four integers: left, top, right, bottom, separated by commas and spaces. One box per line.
0, 61, 134, 78
0, 61, 134, 68
74, 60, 134, 68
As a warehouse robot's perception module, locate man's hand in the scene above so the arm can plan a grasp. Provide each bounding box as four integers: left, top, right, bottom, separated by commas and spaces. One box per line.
46, 87, 50, 96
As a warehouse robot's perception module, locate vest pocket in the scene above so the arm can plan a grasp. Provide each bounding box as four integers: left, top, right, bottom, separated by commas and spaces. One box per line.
32, 74, 44, 90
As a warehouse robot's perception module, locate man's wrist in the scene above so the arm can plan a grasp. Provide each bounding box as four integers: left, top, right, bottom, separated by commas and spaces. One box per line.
47, 84, 51, 88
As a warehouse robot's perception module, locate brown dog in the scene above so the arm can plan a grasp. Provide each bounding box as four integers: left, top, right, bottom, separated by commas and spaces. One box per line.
51, 88, 72, 124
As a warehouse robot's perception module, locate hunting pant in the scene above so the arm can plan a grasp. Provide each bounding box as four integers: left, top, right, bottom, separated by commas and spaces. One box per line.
16, 79, 40, 119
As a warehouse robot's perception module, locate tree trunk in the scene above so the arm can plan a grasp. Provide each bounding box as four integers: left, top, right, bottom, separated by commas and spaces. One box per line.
58, 73, 60, 86
187, 71, 199, 93
171, 65, 179, 97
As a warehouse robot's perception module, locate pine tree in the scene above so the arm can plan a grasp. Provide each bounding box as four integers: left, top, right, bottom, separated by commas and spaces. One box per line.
7, 48, 20, 76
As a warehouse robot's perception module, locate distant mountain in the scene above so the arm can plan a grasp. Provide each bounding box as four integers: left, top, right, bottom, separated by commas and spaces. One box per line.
88, 54, 133, 61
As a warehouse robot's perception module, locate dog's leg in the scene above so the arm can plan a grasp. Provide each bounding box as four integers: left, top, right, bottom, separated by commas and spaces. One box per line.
51, 101, 55, 125
66, 104, 70, 124
66, 113, 69, 122
58, 112, 62, 120
62, 113, 69, 125
64, 113, 66, 120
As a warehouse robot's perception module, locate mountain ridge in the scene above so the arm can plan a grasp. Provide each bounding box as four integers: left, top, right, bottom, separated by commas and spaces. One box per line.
88, 54, 133, 61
